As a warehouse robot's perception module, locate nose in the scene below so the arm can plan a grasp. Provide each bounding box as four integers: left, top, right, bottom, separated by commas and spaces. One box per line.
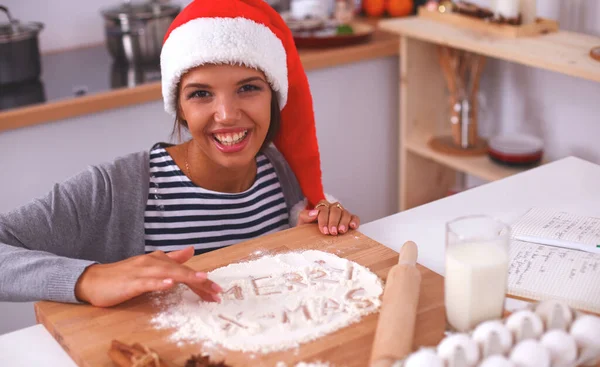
214, 94, 242, 124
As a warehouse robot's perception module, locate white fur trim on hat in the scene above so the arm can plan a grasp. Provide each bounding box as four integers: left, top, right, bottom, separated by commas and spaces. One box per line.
160, 17, 288, 116
289, 194, 340, 227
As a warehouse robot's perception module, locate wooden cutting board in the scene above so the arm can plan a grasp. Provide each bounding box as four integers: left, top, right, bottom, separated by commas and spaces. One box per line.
35, 225, 445, 367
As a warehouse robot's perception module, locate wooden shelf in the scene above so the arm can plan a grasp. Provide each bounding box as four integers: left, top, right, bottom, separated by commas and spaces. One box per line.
406, 131, 536, 182
379, 16, 595, 211
379, 17, 600, 83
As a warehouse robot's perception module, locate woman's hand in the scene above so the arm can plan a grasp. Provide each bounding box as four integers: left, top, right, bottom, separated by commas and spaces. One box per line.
74, 246, 222, 307
297, 200, 360, 236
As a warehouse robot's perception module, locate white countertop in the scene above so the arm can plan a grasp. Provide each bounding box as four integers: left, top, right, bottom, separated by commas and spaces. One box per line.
2, 156, 599, 366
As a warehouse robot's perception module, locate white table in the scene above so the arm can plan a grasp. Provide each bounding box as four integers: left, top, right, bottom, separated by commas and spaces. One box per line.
2, 156, 599, 366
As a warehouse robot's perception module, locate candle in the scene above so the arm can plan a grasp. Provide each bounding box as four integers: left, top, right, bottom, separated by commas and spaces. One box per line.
492, 0, 520, 19
520, 0, 537, 24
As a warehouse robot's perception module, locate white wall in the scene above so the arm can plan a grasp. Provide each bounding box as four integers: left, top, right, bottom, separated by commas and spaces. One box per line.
0, 57, 400, 334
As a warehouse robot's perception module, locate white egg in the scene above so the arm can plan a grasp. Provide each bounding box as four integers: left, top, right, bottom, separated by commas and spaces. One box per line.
540, 329, 578, 366
505, 310, 544, 342
570, 315, 600, 352
535, 300, 573, 331
479, 355, 516, 367
509, 339, 551, 367
404, 348, 444, 367
437, 333, 480, 367
472, 320, 513, 356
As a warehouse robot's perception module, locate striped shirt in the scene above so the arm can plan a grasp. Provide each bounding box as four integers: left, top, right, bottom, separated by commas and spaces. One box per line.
144, 144, 290, 254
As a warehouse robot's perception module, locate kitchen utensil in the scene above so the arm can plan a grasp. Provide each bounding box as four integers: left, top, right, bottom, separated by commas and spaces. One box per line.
101, 0, 180, 65
488, 134, 544, 167
370, 241, 421, 367
110, 61, 161, 89
433, 46, 487, 155
0, 78, 46, 110
0, 5, 44, 86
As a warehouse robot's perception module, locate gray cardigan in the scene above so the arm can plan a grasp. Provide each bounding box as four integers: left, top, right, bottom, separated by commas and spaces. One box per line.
0, 145, 303, 304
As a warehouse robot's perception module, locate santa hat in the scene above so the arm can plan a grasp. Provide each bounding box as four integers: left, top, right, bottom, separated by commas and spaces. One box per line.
160, 0, 333, 218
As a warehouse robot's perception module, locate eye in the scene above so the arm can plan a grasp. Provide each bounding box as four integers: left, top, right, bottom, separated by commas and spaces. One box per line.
188, 90, 212, 99
239, 84, 262, 93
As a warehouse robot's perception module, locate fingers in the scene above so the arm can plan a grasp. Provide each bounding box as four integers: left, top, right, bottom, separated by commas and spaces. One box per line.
139, 253, 222, 302
350, 215, 360, 230
313, 202, 359, 236
137, 269, 222, 303
165, 246, 195, 264
133, 278, 218, 303
327, 205, 343, 236
296, 209, 319, 226
142, 257, 205, 282
136, 277, 177, 294
317, 207, 330, 235
187, 283, 222, 303
338, 210, 352, 234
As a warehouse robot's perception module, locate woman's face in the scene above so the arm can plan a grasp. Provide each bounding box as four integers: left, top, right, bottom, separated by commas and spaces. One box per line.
178, 64, 272, 170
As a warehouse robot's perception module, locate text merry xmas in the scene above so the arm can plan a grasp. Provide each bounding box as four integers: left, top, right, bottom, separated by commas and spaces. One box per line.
213, 260, 377, 330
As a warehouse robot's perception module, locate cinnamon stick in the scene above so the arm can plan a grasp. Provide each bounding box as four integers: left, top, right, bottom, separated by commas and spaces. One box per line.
108, 340, 169, 367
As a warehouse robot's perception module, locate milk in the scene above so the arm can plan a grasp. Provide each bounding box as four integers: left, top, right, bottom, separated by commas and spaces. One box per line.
445, 241, 509, 332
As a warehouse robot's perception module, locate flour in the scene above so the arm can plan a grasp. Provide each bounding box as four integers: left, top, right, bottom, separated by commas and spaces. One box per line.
151, 250, 383, 353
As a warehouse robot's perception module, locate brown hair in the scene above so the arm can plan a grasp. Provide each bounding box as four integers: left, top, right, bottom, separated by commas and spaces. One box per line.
171, 87, 281, 152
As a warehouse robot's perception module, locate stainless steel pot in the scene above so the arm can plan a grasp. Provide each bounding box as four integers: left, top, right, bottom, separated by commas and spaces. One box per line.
0, 79, 46, 111
110, 61, 161, 89
101, 0, 180, 65
0, 6, 44, 86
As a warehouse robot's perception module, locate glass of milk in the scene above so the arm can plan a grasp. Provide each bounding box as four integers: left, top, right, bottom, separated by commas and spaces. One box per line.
445, 215, 510, 332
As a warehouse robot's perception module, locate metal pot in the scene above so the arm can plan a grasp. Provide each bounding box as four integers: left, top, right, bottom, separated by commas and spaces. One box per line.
0, 6, 44, 86
110, 61, 161, 89
0, 79, 46, 111
101, 0, 180, 65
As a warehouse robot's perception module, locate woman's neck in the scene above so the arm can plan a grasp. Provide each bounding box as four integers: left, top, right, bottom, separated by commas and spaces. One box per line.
183, 140, 257, 193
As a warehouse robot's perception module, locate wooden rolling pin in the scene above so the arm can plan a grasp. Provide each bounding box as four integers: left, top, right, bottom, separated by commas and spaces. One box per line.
370, 241, 422, 367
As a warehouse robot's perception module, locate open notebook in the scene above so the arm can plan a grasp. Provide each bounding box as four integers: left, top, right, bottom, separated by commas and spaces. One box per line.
507, 208, 600, 314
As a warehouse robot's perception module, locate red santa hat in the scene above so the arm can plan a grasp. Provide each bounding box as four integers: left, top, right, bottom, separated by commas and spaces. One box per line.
160, 0, 333, 217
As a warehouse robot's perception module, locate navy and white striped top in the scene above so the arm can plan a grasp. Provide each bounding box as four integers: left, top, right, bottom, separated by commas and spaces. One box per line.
144, 143, 290, 255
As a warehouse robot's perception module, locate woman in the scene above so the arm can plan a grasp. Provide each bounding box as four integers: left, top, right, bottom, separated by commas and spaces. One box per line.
0, 0, 360, 307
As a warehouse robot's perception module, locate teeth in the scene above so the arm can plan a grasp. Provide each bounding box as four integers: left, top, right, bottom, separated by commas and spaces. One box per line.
214, 130, 247, 146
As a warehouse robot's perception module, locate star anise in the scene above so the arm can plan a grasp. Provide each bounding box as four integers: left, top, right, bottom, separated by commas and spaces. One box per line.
184, 354, 231, 367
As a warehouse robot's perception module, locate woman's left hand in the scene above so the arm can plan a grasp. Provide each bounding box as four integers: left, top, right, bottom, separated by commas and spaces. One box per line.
297, 200, 360, 236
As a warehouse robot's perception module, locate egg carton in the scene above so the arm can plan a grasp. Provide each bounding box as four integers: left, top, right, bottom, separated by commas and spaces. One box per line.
396, 299, 600, 367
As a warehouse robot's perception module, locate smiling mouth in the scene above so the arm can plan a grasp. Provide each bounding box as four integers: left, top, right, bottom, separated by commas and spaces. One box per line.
212, 130, 249, 146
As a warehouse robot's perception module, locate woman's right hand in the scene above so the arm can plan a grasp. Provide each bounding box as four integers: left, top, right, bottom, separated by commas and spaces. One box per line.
74, 246, 222, 307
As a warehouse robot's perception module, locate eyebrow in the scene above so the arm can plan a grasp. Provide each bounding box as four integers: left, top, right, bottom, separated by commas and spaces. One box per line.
183, 82, 211, 90
183, 76, 267, 91
237, 76, 267, 85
